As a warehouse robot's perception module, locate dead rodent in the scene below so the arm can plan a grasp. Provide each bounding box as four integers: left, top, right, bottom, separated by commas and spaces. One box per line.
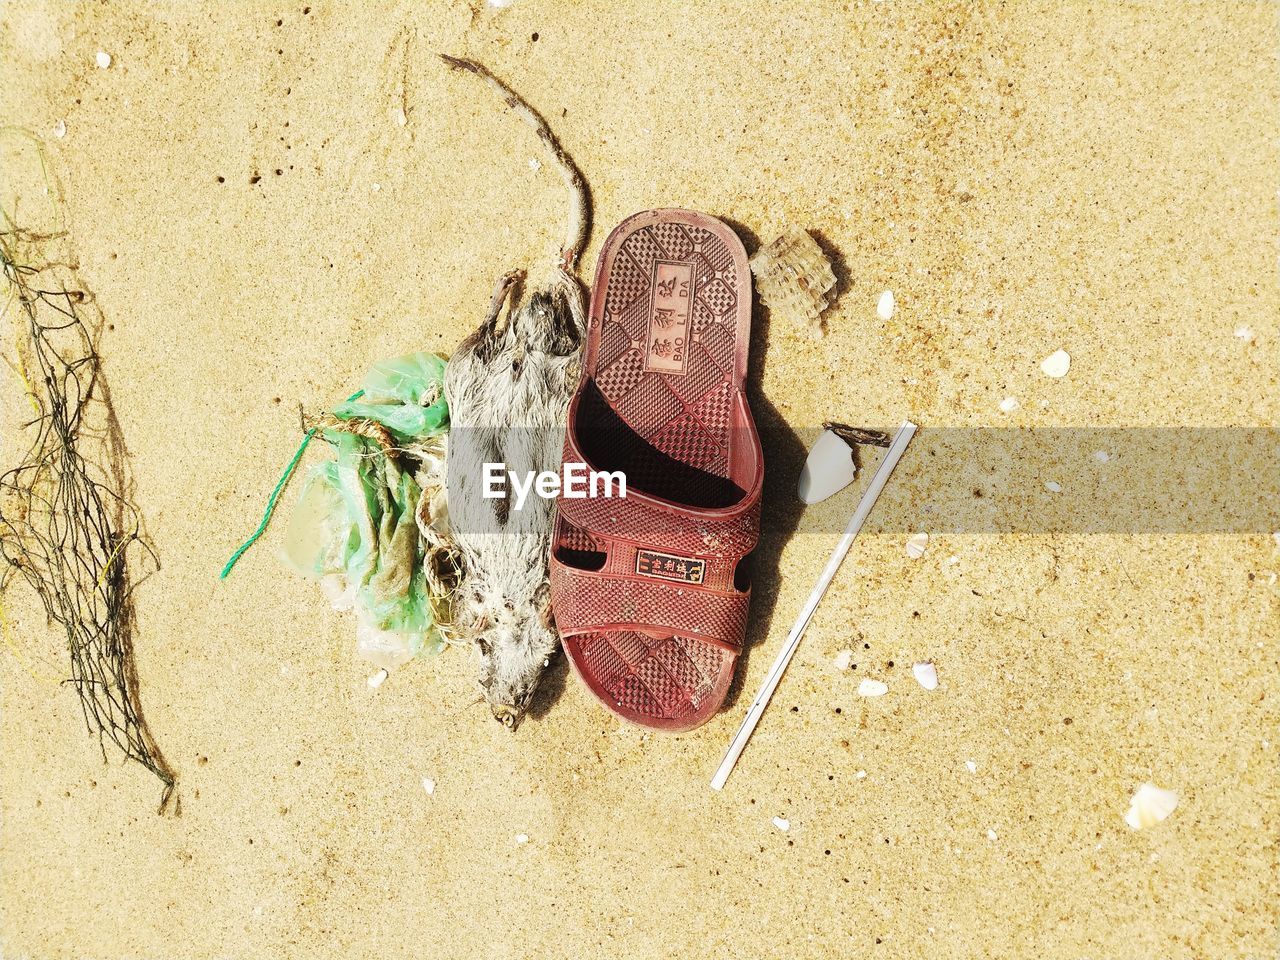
431, 55, 589, 728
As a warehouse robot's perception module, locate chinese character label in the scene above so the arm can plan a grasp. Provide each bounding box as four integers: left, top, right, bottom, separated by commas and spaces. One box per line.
645, 260, 693, 375
636, 549, 706, 585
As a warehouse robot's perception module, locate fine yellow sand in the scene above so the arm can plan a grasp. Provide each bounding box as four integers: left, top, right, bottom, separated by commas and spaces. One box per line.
2, 2, 1277, 958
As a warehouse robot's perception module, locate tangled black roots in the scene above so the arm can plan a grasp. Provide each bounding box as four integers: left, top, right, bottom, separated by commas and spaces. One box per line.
1, 225, 176, 812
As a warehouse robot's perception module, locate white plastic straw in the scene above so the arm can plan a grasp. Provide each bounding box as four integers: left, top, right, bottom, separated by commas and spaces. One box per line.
710, 420, 917, 790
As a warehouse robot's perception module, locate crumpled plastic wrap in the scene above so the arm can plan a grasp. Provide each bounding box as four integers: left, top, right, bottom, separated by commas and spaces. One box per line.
282, 352, 451, 670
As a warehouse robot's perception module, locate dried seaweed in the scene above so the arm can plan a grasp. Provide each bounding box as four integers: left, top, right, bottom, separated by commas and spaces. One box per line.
1, 182, 176, 811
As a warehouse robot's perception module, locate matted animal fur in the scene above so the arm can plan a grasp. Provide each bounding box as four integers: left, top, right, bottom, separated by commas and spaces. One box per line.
424, 56, 589, 728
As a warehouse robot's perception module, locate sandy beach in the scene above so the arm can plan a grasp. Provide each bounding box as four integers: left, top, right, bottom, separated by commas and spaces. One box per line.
2, 2, 1277, 957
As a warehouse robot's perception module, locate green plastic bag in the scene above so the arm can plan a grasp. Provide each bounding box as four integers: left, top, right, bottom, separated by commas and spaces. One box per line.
282, 352, 450, 669
331, 352, 449, 443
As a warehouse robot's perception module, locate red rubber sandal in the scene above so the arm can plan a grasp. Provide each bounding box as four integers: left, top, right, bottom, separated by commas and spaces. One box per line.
550, 209, 762, 731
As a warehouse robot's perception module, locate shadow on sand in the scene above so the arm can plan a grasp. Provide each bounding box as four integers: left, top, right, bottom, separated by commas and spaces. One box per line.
715, 217, 808, 713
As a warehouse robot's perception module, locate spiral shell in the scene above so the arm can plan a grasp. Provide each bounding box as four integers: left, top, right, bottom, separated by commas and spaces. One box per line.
749, 228, 837, 337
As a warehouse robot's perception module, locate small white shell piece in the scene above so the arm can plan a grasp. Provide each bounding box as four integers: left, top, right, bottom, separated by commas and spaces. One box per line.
95, 50, 112, 69
799, 429, 857, 504
833, 649, 853, 671
876, 290, 896, 321
1124, 783, 1178, 829
912, 661, 938, 690
772, 816, 790, 832
905, 532, 929, 559
857, 679, 888, 697
1040, 349, 1071, 378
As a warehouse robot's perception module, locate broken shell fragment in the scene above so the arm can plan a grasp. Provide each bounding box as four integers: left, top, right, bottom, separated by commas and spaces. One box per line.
772, 816, 790, 832
905, 532, 929, 559
1040, 349, 1071, 378
799, 429, 857, 504
912, 661, 938, 690
1124, 783, 1178, 829
749, 228, 837, 337
833, 649, 853, 671
95, 50, 112, 69
857, 678, 888, 697
876, 289, 896, 321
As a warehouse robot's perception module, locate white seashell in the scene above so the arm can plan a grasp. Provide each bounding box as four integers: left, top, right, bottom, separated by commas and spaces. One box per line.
515, 833, 529, 844
986, 829, 998, 841
798, 429, 856, 504
855, 769, 867, 779
366, 669, 388, 689
905, 532, 929, 559
1234, 326, 1253, 341
857, 679, 888, 697
965, 760, 978, 773
421, 777, 435, 795
999, 396, 1019, 413
52, 119, 67, 138
877, 289, 896, 321
95, 50, 112, 69
528, 157, 541, 171
1124, 783, 1178, 829
1045, 480, 1062, 493
1040, 349, 1071, 378
833, 649, 853, 671
772, 816, 790, 832
912, 661, 938, 690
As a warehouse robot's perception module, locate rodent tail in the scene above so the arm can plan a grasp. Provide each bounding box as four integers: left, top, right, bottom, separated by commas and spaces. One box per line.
440, 54, 591, 273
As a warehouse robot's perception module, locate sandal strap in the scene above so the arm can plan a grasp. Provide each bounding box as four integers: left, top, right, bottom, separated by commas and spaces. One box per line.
557, 430, 761, 559
550, 559, 749, 652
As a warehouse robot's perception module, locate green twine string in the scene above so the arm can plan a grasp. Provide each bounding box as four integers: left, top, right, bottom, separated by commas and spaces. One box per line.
219, 390, 364, 580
